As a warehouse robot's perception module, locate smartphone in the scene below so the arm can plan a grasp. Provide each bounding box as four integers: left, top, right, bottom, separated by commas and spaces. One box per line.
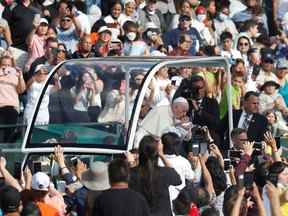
199, 142, 208, 155
254, 142, 263, 150
34, 162, 42, 173
238, 174, 244, 188
110, 42, 122, 51
14, 162, 22, 180
192, 143, 200, 155
244, 172, 254, 189
252, 64, 261, 77
224, 159, 231, 171
56, 180, 66, 193
275, 137, 281, 149
229, 150, 242, 158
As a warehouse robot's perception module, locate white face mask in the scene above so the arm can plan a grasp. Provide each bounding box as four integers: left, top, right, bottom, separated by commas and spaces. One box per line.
196, 14, 206, 22
126, 32, 137, 41
219, 13, 228, 21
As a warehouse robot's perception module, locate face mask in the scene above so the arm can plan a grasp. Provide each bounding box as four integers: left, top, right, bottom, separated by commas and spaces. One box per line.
197, 14, 206, 22
126, 32, 137, 41
218, 13, 228, 21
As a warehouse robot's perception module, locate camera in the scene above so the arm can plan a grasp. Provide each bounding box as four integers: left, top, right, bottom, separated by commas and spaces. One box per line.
181, 86, 201, 100
189, 126, 207, 155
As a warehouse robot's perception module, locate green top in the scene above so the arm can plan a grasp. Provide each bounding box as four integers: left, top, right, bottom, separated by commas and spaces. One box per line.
219, 84, 241, 119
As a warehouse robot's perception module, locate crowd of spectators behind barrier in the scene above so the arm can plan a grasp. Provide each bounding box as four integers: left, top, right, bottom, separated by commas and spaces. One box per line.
1, 0, 288, 215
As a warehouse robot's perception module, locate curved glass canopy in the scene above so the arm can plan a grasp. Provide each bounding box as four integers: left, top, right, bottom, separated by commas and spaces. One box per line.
21, 57, 231, 154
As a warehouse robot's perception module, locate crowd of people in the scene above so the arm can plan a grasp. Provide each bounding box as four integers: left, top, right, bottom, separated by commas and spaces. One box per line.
0, 0, 288, 215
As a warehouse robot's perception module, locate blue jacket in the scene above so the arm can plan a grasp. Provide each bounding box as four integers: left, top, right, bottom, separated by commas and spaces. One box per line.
63, 173, 88, 216
163, 27, 202, 56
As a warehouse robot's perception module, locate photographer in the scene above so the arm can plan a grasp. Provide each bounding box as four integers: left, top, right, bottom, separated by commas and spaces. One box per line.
173, 75, 221, 146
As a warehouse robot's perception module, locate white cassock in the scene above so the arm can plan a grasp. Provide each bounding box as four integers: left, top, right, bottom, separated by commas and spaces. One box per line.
134, 101, 191, 148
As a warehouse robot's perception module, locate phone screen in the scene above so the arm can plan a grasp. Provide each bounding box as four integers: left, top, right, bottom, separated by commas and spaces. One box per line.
244, 172, 254, 189
56, 180, 66, 193
14, 162, 22, 180
192, 143, 200, 155
199, 142, 208, 155
275, 137, 281, 149
224, 159, 231, 171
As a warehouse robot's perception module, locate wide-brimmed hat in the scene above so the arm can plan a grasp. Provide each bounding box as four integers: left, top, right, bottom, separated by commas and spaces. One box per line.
81, 161, 110, 191
260, 81, 280, 91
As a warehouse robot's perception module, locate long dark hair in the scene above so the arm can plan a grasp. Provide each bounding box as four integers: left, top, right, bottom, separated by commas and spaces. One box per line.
138, 135, 160, 205
206, 157, 227, 196
75, 71, 95, 94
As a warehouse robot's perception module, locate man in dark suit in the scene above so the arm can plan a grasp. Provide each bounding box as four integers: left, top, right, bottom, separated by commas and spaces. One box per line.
174, 75, 220, 146
221, 91, 268, 149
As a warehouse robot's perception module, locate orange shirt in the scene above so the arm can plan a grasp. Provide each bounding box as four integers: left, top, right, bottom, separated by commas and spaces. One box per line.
36, 202, 60, 216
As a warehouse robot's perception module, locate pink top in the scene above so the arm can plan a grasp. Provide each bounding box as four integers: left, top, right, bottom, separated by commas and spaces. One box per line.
0, 73, 20, 110
25, 34, 46, 71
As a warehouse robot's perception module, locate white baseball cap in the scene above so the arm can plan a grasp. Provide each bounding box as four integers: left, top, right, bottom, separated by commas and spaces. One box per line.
34, 64, 47, 74
31, 172, 50, 191
98, 26, 112, 34
40, 18, 49, 25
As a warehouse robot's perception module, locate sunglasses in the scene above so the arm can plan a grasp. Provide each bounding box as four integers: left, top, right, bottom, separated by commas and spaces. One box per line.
239, 42, 249, 46
263, 59, 274, 64
61, 18, 72, 22
179, 18, 191, 22
57, 49, 66, 53
51, 47, 66, 54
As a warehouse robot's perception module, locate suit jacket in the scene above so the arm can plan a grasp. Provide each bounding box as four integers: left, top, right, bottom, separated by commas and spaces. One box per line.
221, 109, 268, 143
192, 97, 221, 145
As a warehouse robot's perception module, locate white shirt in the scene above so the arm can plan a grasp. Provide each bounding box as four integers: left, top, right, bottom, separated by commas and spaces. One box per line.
237, 111, 252, 129
159, 154, 194, 201
214, 18, 238, 43
155, 0, 176, 14
104, 14, 127, 40
221, 49, 242, 61
256, 69, 278, 88
75, 10, 91, 34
